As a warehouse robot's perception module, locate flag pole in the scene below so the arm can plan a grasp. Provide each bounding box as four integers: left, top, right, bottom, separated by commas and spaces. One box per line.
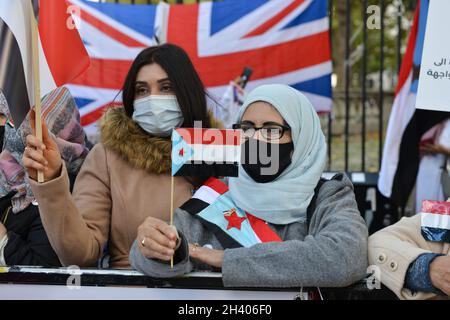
170, 175, 175, 269
30, 4, 44, 183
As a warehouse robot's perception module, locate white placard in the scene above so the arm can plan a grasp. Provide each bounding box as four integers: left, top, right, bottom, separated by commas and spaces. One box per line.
416, 0, 450, 112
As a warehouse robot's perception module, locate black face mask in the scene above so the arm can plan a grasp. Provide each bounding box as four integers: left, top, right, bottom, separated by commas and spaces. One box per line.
241, 138, 294, 183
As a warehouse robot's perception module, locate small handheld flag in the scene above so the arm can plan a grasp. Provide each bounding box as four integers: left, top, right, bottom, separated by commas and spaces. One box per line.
421, 200, 450, 243
171, 128, 241, 177
169, 128, 241, 268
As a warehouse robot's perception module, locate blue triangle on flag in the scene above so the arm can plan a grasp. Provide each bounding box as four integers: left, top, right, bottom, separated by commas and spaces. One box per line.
172, 130, 193, 176
210, 0, 268, 36
74, 97, 95, 109
281, 0, 327, 30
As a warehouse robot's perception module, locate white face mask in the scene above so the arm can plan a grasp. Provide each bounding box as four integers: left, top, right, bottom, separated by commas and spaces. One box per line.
132, 95, 184, 137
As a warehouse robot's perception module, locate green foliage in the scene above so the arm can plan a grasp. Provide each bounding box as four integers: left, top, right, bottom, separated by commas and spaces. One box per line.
331, 0, 416, 88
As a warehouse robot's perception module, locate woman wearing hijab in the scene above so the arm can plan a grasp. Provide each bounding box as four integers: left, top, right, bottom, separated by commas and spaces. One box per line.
0, 87, 89, 266
130, 84, 368, 288
22, 44, 218, 268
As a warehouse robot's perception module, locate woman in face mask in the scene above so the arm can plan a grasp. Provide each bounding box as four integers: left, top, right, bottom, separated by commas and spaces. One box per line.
130, 84, 369, 288
21, 44, 216, 268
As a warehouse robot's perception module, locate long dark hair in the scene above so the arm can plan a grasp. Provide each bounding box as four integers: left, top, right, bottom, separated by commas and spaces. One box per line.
122, 44, 211, 128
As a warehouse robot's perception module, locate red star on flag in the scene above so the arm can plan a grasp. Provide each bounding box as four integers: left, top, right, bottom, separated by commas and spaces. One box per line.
179, 148, 184, 157
224, 209, 246, 230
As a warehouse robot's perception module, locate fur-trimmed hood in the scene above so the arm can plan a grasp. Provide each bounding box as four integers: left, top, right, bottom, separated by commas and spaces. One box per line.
100, 107, 172, 174
100, 107, 222, 174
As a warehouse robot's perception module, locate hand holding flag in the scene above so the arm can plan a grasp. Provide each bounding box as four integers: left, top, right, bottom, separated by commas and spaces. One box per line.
1, 0, 89, 182
137, 216, 179, 262
23, 109, 62, 183
168, 128, 241, 267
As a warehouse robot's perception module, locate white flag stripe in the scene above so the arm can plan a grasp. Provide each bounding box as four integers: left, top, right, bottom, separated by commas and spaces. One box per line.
188, 144, 241, 163
75, 18, 145, 60
0, 0, 56, 104
66, 84, 119, 116
378, 72, 416, 198
198, 0, 293, 44
207, 61, 333, 113
192, 185, 221, 204
197, 0, 328, 57
421, 212, 450, 230
269, 0, 313, 33
199, 17, 329, 57
69, 0, 154, 47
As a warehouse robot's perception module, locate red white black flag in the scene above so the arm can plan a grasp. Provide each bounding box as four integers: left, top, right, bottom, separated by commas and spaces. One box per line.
0, 0, 89, 126
172, 128, 241, 178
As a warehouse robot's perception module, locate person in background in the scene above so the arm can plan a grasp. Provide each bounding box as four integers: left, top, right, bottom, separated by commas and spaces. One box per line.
21, 44, 218, 268
369, 200, 450, 300
214, 76, 247, 128
130, 84, 368, 288
416, 119, 450, 210
0, 87, 89, 267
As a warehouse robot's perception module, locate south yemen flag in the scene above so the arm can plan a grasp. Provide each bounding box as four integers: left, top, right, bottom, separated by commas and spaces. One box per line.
172, 128, 241, 177
421, 200, 450, 243
0, 0, 90, 127
180, 178, 282, 248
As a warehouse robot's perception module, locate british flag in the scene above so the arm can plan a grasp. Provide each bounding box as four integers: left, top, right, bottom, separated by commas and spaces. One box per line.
67, 0, 332, 137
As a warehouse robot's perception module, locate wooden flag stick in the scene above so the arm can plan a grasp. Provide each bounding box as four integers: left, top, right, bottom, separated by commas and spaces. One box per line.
170, 175, 175, 269
29, 4, 44, 183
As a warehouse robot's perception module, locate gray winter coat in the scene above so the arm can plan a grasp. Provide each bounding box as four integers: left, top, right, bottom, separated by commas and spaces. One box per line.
130, 174, 369, 288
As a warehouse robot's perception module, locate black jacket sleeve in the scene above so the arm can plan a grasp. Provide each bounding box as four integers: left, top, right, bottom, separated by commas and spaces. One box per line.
3, 206, 61, 267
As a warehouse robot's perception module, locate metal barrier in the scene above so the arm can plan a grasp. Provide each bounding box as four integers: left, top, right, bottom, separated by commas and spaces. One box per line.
0, 267, 397, 300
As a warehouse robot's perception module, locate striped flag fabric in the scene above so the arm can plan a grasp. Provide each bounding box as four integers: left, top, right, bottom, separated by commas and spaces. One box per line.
180, 178, 282, 249
378, 0, 449, 208
65, 0, 332, 137
171, 128, 241, 177
421, 200, 450, 243
0, 0, 89, 127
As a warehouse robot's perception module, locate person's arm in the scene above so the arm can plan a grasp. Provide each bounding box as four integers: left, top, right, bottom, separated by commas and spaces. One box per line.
221, 181, 369, 288
215, 83, 236, 129
369, 214, 448, 300
3, 210, 61, 267
404, 253, 446, 295
421, 143, 450, 157
29, 144, 112, 267
130, 231, 192, 278
130, 208, 218, 277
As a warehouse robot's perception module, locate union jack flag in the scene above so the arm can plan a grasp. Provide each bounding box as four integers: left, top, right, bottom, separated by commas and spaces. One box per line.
66, 0, 332, 137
